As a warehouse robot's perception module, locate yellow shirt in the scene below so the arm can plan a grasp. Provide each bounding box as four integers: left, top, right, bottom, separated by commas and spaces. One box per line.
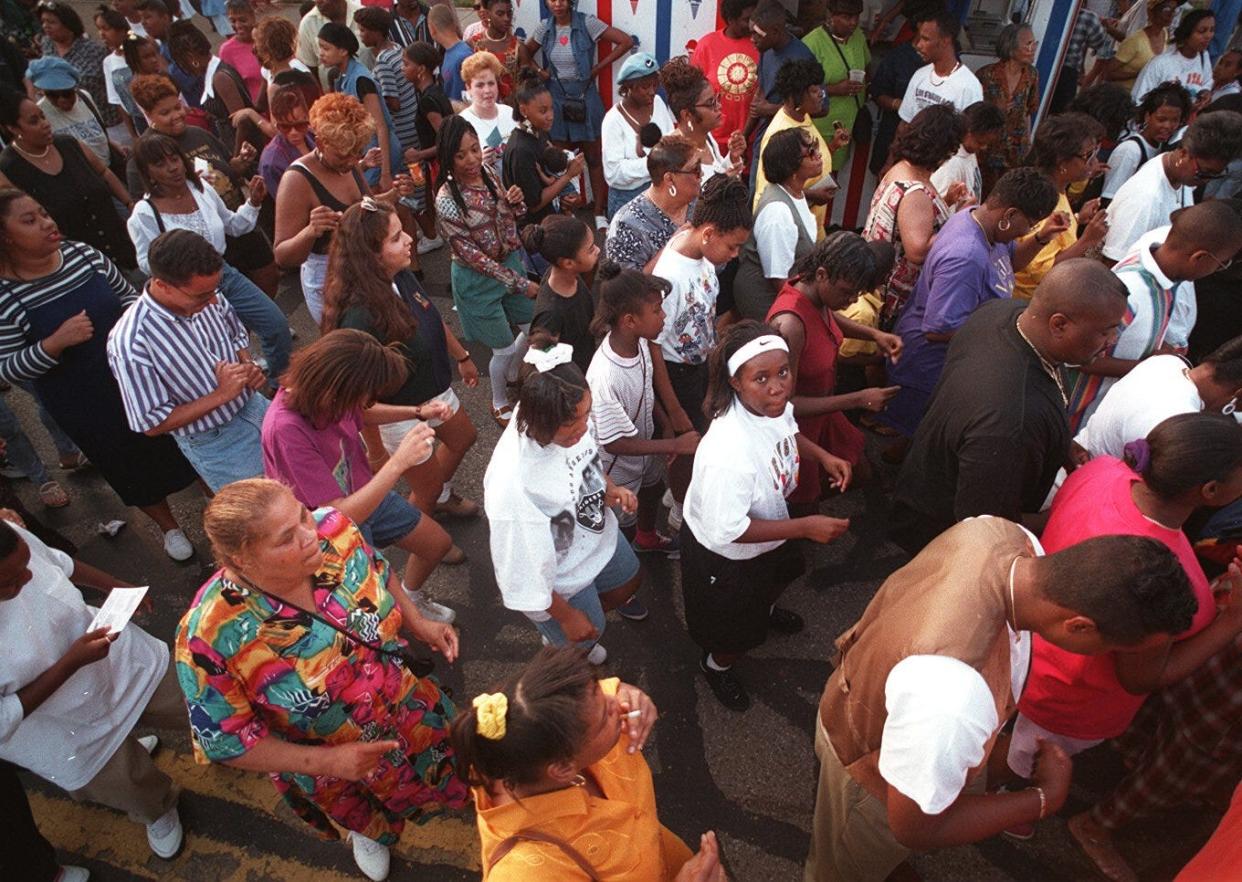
754, 108, 830, 236
1113, 30, 1162, 93
838, 290, 883, 358
474, 678, 693, 881
1013, 190, 1075, 300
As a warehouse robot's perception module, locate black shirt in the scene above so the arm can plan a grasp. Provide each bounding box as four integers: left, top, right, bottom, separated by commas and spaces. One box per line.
531, 274, 596, 373
503, 127, 555, 228
414, 82, 452, 156
889, 299, 1070, 553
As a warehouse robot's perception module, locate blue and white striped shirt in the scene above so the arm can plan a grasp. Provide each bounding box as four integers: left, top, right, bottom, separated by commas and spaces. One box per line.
106, 290, 251, 438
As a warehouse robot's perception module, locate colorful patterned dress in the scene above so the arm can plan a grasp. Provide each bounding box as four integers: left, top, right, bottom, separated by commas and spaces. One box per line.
975, 61, 1040, 193
176, 507, 467, 844
862, 178, 949, 330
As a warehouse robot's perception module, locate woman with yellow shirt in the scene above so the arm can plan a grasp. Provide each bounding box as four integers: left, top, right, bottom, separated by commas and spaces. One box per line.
453, 647, 726, 881
1106, 0, 1176, 92
755, 58, 849, 236
1012, 113, 1111, 299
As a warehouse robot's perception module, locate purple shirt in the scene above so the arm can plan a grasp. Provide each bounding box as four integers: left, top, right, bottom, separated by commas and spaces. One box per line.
889, 208, 1016, 395
261, 389, 373, 508
259, 132, 314, 200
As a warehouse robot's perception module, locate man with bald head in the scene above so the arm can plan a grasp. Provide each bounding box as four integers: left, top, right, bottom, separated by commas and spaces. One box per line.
889, 259, 1127, 554
1067, 200, 1242, 431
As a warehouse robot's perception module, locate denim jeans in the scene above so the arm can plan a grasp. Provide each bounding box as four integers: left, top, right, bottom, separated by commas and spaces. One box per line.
219, 263, 291, 380
13, 380, 79, 459
174, 393, 269, 492
528, 530, 640, 649
0, 396, 51, 486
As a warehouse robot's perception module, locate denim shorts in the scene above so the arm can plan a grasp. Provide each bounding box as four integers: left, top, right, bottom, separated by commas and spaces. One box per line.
175, 393, 269, 492
528, 529, 641, 649
360, 490, 423, 548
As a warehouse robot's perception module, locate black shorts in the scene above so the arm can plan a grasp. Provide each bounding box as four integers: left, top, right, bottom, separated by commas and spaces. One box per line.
679, 523, 805, 655
665, 360, 710, 434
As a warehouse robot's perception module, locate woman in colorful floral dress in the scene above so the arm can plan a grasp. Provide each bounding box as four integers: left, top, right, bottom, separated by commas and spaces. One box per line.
176, 479, 466, 881
976, 23, 1041, 194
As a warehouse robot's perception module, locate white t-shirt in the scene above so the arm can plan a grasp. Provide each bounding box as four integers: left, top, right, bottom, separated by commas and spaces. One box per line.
930, 145, 981, 211
1102, 153, 1192, 261
683, 400, 800, 560
459, 104, 518, 178
877, 519, 1039, 815
260, 58, 312, 84
586, 334, 656, 493
601, 96, 676, 190
483, 414, 618, 614
701, 133, 731, 183
1076, 354, 1203, 459
754, 191, 816, 279
1101, 134, 1160, 200
1132, 47, 1213, 102
38, 94, 109, 165
103, 52, 129, 107
652, 235, 720, 365
0, 522, 168, 790
898, 61, 984, 122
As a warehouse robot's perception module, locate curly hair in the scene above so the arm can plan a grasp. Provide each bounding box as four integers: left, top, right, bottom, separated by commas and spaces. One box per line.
269, 85, 307, 122
253, 15, 298, 68
128, 73, 180, 112
1066, 83, 1133, 142
660, 56, 709, 119
774, 57, 824, 104
321, 200, 418, 342
1027, 112, 1106, 170
1182, 109, 1242, 164
791, 230, 877, 289
890, 104, 963, 170
38, 2, 85, 39
308, 92, 375, 156
461, 50, 504, 85
352, 5, 392, 34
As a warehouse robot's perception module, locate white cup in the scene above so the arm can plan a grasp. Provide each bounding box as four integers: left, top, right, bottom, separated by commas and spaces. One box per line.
849, 69, 865, 84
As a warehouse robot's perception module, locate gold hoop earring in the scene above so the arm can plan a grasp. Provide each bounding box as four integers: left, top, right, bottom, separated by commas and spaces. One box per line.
669, 184, 677, 198
998, 215, 1011, 232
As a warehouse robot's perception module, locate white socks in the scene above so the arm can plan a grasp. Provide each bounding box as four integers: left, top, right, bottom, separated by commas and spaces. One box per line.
489, 340, 519, 410
436, 482, 452, 505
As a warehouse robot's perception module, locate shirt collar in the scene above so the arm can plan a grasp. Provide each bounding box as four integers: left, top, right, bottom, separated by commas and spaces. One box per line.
1134, 225, 1177, 290
200, 55, 223, 101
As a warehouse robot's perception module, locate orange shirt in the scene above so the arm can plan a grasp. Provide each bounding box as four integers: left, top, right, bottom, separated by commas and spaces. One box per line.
1175, 780, 1242, 882
473, 678, 693, 880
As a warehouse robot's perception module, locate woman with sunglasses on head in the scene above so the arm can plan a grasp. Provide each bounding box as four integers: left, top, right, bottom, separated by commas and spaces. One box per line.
604, 133, 700, 273
601, 51, 674, 219
258, 86, 312, 200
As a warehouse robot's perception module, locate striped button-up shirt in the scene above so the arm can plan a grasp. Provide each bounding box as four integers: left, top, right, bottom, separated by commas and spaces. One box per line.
106, 290, 251, 438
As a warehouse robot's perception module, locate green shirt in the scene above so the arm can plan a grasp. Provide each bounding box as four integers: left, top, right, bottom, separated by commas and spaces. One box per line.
804, 26, 871, 169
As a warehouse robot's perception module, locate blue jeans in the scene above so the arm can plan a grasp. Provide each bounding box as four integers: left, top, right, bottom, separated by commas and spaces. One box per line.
219, 263, 291, 381
13, 380, 79, 459
606, 184, 646, 219
359, 490, 423, 548
174, 393, 268, 491
531, 530, 640, 649
0, 396, 51, 485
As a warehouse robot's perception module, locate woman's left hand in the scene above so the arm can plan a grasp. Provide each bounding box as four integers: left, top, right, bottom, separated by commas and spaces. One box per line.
828, 129, 851, 153
615, 682, 657, 752
605, 482, 638, 514
457, 356, 479, 387
874, 331, 903, 363
727, 129, 747, 163
362, 147, 382, 169
234, 141, 257, 165
1077, 197, 1101, 227
247, 175, 267, 206
820, 453, 852, 492
1039, 211, 1072, 242
411, 616, 459, 663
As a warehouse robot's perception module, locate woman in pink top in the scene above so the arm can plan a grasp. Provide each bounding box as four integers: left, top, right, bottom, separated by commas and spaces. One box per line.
1009, 413, 1242, 821
218, 0, 265, 106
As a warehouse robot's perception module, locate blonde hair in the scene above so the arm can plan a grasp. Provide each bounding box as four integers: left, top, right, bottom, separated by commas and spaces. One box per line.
203, 478, 291, 565
308, 92, 376, 156
461, 51, 503, 86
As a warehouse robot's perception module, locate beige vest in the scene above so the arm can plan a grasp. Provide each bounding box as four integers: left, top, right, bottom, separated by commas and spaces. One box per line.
819, 517, 1033, 799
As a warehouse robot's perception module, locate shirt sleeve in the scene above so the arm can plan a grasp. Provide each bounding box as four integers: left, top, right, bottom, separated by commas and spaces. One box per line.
897, 74, 919, 122
754, 201, 798, 279
127, 202, 159, 275
204, 184, 260, 238
296, 14, 319, 69
583, 14, 608, 41
1101, 141, 1140, 200
263, 420, 351, 508
601, 110, 650, 190
589, 377, 639, 446
878, 655, 999, 815
176, 615, 270, 764
488, 504, 561, 613
921, 253, 987, 334
434, 185, 527, 290
108, 336, 175, 433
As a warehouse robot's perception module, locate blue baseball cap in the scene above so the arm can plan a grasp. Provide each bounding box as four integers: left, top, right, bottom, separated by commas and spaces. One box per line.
28, 56, 81, 92
616, 52, 659, 85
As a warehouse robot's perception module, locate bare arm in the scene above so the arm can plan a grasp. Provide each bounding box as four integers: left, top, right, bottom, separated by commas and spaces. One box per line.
591, 27, 635, 77
1114, 606, 1242, 694
895, 189, 936, 265
361, 91, 393, 183
272, 170, 318, 267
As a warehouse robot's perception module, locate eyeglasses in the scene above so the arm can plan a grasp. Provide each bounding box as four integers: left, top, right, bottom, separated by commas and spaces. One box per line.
1190, 156, 1226, 181
1201, 251, 1234, 271
276, 119, 310, 133
1076, 145, 1100, 162
801, 142, 819, 158
671, 165, 701, 178
168, 281, 218, 302
695, 94, 720, 110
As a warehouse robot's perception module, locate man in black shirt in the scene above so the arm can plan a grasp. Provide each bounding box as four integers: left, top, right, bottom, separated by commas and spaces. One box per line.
889, 259, 1127, 554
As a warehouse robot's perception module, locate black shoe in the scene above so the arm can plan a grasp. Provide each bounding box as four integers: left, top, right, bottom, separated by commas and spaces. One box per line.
699, 653, 750, 711
617, 595, 649, 621
768, 606, 804, 634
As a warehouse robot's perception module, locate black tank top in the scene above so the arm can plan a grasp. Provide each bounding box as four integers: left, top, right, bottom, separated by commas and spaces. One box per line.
289, 161, 366, 253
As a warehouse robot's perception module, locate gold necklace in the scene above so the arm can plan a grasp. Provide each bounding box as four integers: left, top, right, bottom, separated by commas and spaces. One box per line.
969, 207, 993, 245
1015, 315, 1067, 406
12, 139, 51, 160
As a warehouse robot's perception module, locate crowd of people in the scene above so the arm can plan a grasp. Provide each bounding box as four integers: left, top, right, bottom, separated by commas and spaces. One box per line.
3, 0, 1242, 880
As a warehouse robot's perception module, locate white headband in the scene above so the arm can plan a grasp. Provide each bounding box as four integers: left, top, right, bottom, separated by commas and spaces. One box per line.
523, 343, 576, 373
727, 335, 789, 376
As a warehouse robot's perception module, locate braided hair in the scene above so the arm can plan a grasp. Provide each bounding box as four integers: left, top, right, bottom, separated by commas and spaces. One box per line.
434, 114, 502, 215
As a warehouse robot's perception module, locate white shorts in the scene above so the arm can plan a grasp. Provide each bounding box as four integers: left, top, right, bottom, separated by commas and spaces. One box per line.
1006, 711, 1103, 778
377, 387, 461, 455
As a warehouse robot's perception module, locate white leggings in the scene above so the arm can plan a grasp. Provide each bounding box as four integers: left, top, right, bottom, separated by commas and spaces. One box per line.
488, 324, 529, 410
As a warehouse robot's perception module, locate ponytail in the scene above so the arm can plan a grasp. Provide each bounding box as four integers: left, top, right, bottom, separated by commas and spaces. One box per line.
1125, 412, 1242, 498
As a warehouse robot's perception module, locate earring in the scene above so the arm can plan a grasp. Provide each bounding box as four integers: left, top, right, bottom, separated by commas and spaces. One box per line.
687, 119, 694, 132
1225, 397, 1237, 415
998, 215, 1011, 232
668, 183, 677, 198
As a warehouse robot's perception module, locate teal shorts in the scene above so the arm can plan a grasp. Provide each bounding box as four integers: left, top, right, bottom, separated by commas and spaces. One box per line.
449, 252, 535, 349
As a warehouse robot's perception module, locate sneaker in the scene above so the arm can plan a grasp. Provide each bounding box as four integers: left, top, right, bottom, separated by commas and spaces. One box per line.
56, 867, 90, 882
768, 606, 804, 634
617, 595, 649, 621
163, 529, 194, 561
350, 832, 391, 881
138, 735, 159, 755
415, 235, 444, 255
633, 531, 680, 559
586, 643, 608, 665
700, 653, 749, 711
666, 499, 683, 533
594, 214, 609, 232
146, 805, 183, 859
405, 589, 457, 624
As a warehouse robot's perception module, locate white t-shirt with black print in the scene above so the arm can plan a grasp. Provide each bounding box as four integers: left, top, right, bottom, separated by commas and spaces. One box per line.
483, 409, 618, 614
652, 234, 720, 365
683, 400, 801, 560
586, 333, 656, 493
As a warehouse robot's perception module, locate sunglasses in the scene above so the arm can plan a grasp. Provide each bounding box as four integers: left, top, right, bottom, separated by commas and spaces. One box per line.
1201, 251, 1234, 271
1190, 156, 1226, 181
276, 119, 310, 133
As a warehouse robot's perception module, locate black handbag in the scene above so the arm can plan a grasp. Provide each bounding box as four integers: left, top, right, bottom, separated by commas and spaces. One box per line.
547, 53, 588, 124
830, 37, 873, 146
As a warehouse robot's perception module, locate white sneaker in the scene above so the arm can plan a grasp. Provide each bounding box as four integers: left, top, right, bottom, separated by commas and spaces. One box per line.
351, 832, 391, 881
404, 588, 456, 624
594, 214, 609, 232
146, 805, 183, 859
586, 643, 607, 665
667, 499, 683, 533
138, 735, 159, 754
163, 529, 194, 561
415, 235, 444, 255
56, 867, 90, 882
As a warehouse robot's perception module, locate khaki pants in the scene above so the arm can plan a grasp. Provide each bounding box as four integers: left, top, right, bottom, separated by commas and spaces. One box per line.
804, 715, 909, 882
66, 660, 184, 825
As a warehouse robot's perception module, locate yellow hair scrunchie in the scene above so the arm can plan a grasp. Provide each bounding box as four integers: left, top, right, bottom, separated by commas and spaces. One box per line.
472, 692, 508, 740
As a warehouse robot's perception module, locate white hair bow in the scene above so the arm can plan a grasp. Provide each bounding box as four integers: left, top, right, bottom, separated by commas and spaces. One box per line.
523, 343, 575, 373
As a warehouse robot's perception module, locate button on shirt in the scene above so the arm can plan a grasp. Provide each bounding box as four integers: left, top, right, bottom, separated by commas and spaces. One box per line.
107, 291, 251, 438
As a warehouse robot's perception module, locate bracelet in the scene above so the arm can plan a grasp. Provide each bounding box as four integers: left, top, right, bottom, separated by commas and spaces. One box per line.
1029, 785, 1047, 820
456, 353, 472, 363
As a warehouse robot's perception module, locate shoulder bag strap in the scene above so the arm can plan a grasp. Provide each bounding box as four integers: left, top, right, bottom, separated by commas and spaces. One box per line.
488, 831, 601, 880
248, 581, 405, 661
828, 35, 863, 110
145, 197, 166, 233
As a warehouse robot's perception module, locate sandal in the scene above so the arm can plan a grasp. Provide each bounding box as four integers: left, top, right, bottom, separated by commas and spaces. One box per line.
492, 405, 513, 429
435, 492, 481, 519
38, 480, 70, 508
59, 451, 90, 470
